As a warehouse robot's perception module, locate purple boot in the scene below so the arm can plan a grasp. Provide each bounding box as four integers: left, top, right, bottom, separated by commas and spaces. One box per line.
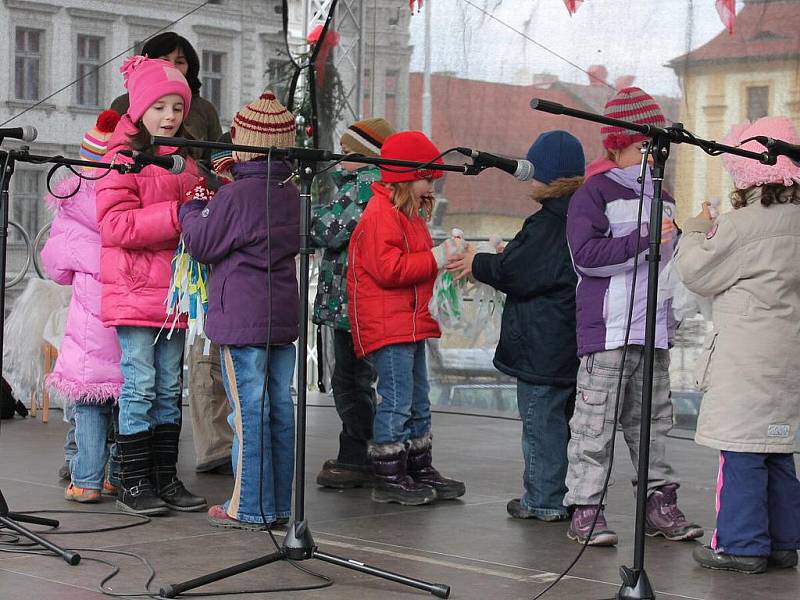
645, 484, 704, 541
567, 505, 618, 546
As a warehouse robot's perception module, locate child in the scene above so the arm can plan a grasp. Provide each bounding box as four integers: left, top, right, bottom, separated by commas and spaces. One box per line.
180, 92, 300, 530
312, 117, 395, 489
674, 116, 800, 574
448, 131, 585, 521
347, 131, 465, 506
97, 56, 205, 515
42, 110, 124, 503
564, 88, 702, 545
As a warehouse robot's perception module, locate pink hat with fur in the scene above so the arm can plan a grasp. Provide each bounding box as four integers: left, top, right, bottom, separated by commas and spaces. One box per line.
722, 116, 800, 189
119, 55, 192, 123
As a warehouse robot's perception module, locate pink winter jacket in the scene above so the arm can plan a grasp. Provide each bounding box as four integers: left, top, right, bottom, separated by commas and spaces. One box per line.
41, 176, 123, 404
96, 115, 199, 327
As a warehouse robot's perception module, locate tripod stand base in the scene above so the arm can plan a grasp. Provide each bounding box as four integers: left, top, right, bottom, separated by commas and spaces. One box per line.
617, 566, 654, 600
159, 525, 450, 598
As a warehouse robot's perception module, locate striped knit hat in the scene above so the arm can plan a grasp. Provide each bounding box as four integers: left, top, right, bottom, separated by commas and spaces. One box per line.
230, 91, 296, 162
80, 109, 121, 163
601, 87, 666, 151
340, 118, 395, 157
210, 131, 234, 184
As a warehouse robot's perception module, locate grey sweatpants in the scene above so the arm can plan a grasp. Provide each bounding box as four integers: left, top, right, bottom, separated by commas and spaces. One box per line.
564, 346, 677, 507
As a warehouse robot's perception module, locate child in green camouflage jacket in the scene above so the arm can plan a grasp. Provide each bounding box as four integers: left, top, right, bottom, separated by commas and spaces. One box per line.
312, 118, 395, 488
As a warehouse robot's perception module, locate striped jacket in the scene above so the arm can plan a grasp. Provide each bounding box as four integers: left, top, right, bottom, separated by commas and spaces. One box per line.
566, 161, 676, 357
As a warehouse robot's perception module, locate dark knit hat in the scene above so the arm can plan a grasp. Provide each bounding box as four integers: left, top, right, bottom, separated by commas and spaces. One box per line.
340, 118, 395, 157
601, 87, 666, 151
231, 91, 295, 162
380, 131, 444, 183
526, 131, 585, 185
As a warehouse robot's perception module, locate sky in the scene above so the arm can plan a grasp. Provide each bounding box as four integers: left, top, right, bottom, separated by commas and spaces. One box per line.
408, 0, 745, 97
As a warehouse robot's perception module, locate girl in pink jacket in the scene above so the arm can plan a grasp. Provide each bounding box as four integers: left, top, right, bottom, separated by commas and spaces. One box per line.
42, 111, 124, 504
96, 56, 204, 515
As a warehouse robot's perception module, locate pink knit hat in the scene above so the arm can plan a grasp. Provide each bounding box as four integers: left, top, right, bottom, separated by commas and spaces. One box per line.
722, 117, 800, 190
601, 87, 666, 151
119, 55, 192, 123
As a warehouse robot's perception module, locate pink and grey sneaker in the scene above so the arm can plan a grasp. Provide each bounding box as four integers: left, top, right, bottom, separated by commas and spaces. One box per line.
206, 505, 288, 531
645, 484, 704, 541
567, 505, 619, 546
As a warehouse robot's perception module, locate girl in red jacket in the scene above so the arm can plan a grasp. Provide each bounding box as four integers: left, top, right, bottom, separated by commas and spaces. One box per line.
347, 131, 465, 505
96, 56, 205, 515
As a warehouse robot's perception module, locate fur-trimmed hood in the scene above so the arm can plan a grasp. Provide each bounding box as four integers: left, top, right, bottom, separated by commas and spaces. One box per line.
532, 176, 584, 203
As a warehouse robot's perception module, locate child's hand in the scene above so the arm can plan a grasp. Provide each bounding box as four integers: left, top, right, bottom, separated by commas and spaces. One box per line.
447, 245, 476, 280
661, 215, 676, 245
695, 202, 714, 222
184, 179, 215, 205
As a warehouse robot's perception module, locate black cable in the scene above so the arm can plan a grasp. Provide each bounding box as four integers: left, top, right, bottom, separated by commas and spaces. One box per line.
531, 148, 651, 600
0, 509, 151, 535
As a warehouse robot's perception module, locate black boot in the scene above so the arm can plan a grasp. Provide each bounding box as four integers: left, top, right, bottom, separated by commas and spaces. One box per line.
369, 442, 436, 506
407, 434, 465, 500
152, 424, 207, 512
116, 431, 168, 515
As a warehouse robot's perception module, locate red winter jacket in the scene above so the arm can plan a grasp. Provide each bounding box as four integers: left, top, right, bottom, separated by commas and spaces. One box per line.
96, 115, 199, 328
347, 182, 441, 358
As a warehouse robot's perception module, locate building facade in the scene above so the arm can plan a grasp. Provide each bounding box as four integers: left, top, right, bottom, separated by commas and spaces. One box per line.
0, 0, 411, 250
669, 0, 800, 224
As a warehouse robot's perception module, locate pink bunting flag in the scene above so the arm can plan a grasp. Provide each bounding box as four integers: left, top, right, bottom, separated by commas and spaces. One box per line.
715, 0, 736, 34
563, 0, 584, 16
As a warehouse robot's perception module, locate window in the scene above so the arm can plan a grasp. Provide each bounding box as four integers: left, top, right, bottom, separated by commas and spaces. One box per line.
385, 69, 399, 125
10, 171, 46, 244
201, 50, 225, 110
15, 28, 43, 101
746, 86, 769, 121
76, 35, 103, 106
267, 59, 293, 104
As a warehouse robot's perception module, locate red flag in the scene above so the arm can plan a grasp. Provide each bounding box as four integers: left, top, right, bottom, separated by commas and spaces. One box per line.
563, 0, 584, 15
715, 0, 736, 34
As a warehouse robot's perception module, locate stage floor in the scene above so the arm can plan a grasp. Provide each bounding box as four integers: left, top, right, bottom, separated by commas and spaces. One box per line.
0, 394, 796, 600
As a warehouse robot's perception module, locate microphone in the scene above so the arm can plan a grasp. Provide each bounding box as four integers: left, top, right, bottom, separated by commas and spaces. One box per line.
750, 136, 800, 166
118, 150, 186, 174
0, 126, 37, 142
456, 148, 534, 181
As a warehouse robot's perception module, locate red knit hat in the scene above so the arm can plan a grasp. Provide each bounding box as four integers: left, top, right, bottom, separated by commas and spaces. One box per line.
601, 87, 666, 151
380, 131, 444, 183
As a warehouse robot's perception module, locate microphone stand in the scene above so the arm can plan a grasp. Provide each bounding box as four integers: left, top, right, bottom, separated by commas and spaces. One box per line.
151, 136, 477, 599
0, 148, 130, 566
529, 99, 771, 600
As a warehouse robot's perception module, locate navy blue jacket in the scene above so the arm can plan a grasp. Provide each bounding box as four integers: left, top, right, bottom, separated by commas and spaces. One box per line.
472, 195, 578, 387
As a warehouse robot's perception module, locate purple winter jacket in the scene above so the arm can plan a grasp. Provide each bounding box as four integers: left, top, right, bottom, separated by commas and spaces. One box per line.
566, 163, 676, 357
179, 160, 300, 346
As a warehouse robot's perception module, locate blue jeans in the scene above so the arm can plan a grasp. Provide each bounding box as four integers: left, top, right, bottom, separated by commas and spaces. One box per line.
369, 342, 431, 445
517, 381, 574, 519
713, 451, 800, 556
220, 344, 296, 524
63, 403, 77, 466
116, 327, 185, 435
71, 403, 114, 489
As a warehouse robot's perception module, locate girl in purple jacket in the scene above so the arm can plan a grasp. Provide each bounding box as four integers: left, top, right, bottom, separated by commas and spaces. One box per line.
564, 88, 702, 546
42, 111, 124, 503
180, 92, 300, 530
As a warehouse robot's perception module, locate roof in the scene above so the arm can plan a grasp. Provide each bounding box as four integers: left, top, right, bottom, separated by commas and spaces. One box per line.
407, 73, 678, 218
670, 0, 800, 69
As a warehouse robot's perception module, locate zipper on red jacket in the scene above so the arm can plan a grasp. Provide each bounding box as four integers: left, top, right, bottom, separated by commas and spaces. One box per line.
351, 230, 367, 357
401, 230, 418, 342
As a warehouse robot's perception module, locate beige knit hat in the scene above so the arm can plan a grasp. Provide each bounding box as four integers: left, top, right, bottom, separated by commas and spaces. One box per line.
230, 91, 296, 162
340, 117, 395, 157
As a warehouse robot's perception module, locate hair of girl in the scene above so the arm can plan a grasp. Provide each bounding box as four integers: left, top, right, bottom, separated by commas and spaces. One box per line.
141, 32, 201, 94
389, 181, 433, 221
